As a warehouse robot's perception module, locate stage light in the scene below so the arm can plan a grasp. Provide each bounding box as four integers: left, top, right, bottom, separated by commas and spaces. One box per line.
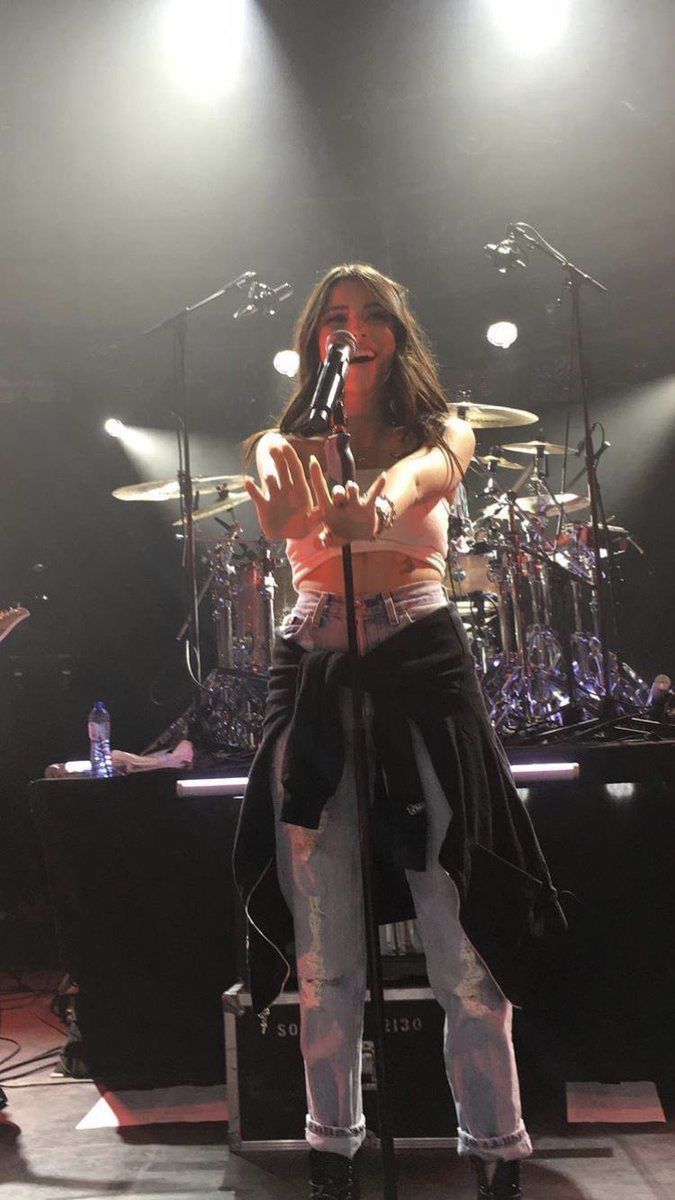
510, 761, 579, 782
104, 420, 153, 453
605, 782, 636, 802
273, 349, 300, 378
487, 1, 569, 55
161, 0, 245, 99
177, 776, 249, 796
104, 418, 126, 438
486, 321, 518, 349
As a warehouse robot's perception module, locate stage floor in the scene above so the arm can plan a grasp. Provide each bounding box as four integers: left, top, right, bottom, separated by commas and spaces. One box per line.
1, 977, 674, 1200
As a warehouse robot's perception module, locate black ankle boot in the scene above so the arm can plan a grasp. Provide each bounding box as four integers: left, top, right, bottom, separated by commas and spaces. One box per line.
471, 1156, 522, 1199
309, 1149, 360, 1200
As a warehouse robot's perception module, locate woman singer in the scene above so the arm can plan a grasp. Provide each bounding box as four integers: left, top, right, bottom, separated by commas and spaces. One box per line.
234, 263, 565, 1200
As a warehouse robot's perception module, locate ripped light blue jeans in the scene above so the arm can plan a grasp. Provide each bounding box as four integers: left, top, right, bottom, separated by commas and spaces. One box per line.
272, 581, 532, 1162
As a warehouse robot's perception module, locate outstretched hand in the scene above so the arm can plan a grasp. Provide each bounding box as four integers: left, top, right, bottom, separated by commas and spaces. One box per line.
309, 456, 387, 546
243, 443, 320, 540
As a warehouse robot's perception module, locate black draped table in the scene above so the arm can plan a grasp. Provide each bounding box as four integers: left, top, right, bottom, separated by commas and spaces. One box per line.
29, 742, 675, 1090
29, 771, 244, 1085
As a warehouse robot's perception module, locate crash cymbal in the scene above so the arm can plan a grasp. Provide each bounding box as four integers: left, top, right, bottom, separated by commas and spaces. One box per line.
172, 491, 251, 525
449, 402, 539, 428
481, 493, 589, 521
501, 440, 568, 455
475, 454, 522, 471
113, 474, 245, 502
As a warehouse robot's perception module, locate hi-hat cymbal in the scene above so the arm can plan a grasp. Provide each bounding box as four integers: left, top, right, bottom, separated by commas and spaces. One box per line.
481, 493, 589, 521
449, 402, 538, 428
113, 474, 245, 502
501, 440, 567, 455
475, 454, 522, 470
172, 491, 251, 525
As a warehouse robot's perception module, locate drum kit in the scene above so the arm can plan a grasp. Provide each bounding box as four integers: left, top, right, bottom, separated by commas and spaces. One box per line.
449, 436, 648, 738
114, 400, 650, 752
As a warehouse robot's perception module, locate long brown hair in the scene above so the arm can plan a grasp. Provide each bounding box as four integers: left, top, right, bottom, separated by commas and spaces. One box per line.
243, 262, 456, 468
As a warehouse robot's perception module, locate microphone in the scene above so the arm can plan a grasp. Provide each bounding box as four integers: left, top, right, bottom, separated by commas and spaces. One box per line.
233, 279, 293, 320
303, 330, 358, 435
484, 230, 528, 273
573, 431, 611, 458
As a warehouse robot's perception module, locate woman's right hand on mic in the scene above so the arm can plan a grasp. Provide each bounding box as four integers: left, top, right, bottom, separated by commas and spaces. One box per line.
244, 442, 321, 540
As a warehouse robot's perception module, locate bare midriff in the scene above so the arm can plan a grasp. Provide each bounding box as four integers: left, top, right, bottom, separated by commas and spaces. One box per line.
298, 550, 444, 596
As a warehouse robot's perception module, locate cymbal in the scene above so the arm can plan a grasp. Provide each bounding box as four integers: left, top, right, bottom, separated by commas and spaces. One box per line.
113, 474, 245, 502
172, 491, 251, 525
501, 440, 568, 456
475, 454, 522, 471
449, 402, 538, 428
481, 493, 589, 521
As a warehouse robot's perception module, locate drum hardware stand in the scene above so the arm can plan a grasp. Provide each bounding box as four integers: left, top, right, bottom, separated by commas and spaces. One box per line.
313, 398, 399, 1198
143, 270, 292, 698
249, 537, 277, 668
528, 458, 585, 723
209, 542, 237, 670
479, 494, 576, 737
465, 593, 494, 676
558, 432, 622, 646
529, 455, 643, 727
506, 222, 617, 721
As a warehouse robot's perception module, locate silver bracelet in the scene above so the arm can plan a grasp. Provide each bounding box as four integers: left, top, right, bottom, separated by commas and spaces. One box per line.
373, 494, 397, 538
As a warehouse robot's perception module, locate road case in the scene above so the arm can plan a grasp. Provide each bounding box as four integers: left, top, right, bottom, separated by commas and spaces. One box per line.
223, 982, 458, 1150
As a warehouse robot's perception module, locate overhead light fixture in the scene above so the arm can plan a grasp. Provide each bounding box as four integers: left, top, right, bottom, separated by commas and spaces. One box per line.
486, 1, 569, 55
104, 419, 152, 452
273, 349, 300, 378
104, 418, 126, 438
162, 0, 246, 99
486, 321, 519, 349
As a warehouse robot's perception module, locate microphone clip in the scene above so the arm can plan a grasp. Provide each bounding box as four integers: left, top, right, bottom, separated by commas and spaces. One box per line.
483, 229, 528, 273
233, 278, 293, 320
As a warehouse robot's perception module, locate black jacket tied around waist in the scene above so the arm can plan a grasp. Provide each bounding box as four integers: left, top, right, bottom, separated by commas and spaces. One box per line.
233, 604, 567, 1015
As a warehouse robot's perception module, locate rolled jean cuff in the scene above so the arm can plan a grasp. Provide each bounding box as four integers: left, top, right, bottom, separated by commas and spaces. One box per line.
457, 1119, 533, 1162
306, 1114, 366, 1159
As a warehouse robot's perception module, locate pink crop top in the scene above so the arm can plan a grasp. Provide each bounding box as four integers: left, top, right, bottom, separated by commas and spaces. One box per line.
286, 468, 450, 588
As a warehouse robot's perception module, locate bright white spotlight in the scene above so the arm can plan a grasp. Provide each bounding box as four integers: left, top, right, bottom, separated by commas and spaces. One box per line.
104, 418, 126, 438
487, 1, 569, 55
162, 0, 245, 99
104, 420, 153, 453
486, 321, 519, 349
273, 349, 300, 378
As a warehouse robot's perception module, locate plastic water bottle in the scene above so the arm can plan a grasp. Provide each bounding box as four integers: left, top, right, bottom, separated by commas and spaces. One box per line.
88, 701, 113, 778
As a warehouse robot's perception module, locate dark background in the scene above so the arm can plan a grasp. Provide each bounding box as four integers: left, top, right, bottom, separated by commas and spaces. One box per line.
1, 0, 674, 903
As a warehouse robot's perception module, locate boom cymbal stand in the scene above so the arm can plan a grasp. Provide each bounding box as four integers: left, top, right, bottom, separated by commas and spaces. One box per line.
504, 222, 616, 720
143, 272, 292, 698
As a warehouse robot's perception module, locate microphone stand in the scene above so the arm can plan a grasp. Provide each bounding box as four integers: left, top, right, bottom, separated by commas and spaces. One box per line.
506, 222, 616, 717
323, 401, 399, 1200
142, 271, 261, 697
